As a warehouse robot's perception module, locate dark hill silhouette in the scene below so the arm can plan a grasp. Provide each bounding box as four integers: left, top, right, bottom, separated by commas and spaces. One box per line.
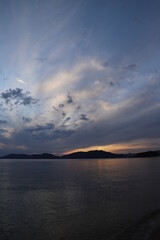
30, 153, 59, 159
0, 150, 159, 159
1, 154, 29, 159
62, 150, 125, 159
135, 150, 160, 158
1, 153, 59, 159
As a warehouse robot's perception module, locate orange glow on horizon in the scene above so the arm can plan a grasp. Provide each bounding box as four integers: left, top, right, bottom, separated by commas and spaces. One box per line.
63, 140, 160, 155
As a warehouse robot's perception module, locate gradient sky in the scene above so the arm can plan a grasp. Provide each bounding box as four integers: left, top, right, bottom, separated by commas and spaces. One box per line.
0, 0, 160, 155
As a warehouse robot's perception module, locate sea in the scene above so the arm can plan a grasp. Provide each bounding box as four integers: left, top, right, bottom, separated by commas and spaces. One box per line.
0, 157, 160, 240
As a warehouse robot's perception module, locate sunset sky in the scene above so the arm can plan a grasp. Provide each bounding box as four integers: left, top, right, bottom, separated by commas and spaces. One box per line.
0, 0, 160, 155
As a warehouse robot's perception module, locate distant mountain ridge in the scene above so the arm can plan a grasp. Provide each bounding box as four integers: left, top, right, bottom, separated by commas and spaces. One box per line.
0, 150, 160, 159
0, 153, 59, 159
134, 150, 160, 158
61, 150, 125, 159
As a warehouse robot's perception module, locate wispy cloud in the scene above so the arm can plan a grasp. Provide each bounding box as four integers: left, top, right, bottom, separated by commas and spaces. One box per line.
16, 78, 26, 84
38, 58, 106, 95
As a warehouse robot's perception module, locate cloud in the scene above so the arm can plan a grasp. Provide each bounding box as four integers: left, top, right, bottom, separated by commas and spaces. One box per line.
22, 117, 32, 123
0, 88, 39, 107
53, 129, 74, 139
66, 93, 73, 104
80, 114, 89, 121
6, 122, 75, 154
59, 103, 64, 108
22, 96, 38, 106
1, 81, 159, 155
38, 58, 106, 95
52, 106, 59, 112
25, 122, 75, 140
16, 78, 26, 84
0, 58, 159, 155
27, 123, 55, 133
62, 112, 66, 117
63, 117, 71, 125
0, 129, 8, 134
103, 61, 109, 67
0, 120, 7, 125
0, 142, 6, 149
125, 64, 136, 71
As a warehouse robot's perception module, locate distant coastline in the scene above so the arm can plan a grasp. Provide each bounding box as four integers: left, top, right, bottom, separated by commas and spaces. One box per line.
0, 150, 160, 159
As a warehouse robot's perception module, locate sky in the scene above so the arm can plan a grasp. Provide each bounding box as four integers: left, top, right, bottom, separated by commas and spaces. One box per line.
0, 0, 160, 156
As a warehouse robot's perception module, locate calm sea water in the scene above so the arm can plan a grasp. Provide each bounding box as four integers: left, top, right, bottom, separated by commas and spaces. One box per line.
0, 158, 160, 240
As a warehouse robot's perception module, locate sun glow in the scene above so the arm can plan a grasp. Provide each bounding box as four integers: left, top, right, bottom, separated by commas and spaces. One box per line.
63, 139, 160, 155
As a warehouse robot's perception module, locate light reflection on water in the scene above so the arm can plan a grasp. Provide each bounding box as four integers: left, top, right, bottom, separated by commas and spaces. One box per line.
0, 158, 160, 240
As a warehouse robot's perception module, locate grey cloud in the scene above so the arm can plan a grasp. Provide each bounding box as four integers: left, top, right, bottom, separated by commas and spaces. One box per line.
52, 82, 160, 153
59, 103, 64, 108
1, 73, 160, 155
61, 110, 160, 153
27, 123, 55, 133
3, 90, 160, 155
103, 61, 109, 67
22, 97, 38, 105
53, 129, 74, 139
67, 93, 73, 104
76, 105, 81, 110
62, 112, 66, 117
110, 82, 114, 87
52, 106, 59, 112
65, 117, 71, 122
125, 64, 136, 71
0, 88, 38, 107
0, 120, 7, 125
0, 129, 7, 134
22, 117, 32, 123
1, 88, 23, 103
26, 122, 74, 139
7, 124, 75, 154
63, 117, 71, 125
80, 114, 89, 121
